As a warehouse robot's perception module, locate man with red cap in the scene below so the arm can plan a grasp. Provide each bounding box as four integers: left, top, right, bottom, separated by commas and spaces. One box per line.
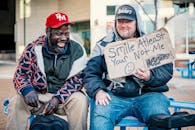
6, 12, 88, 130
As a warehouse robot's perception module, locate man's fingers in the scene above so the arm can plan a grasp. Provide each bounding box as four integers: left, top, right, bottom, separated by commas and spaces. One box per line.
95, 100, 98, 105
99, 100, 104, 106
104, 99, 109, 105
134, 72, 141, 78
44, 105, 54, 115
95, 90, 111, 106
106, 94, 111, 101
137, 67, 146, 73
96, 98, 110, 106
47, 108, 53, 115
31, 97, 38, 107
34, 101, 38, 107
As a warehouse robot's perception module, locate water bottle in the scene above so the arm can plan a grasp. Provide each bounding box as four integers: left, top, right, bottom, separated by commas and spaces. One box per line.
3, 99, 9, 115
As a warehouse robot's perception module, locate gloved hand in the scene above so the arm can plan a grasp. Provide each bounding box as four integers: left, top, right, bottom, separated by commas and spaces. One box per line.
44, 97, 59, 115
24, 91, 39, 107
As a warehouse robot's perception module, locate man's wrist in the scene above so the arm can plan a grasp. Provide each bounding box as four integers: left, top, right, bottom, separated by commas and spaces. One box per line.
20, 86, 35, 97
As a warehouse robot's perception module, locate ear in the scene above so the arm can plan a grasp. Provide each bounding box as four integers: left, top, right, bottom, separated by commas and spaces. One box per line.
46, 28, 51, 37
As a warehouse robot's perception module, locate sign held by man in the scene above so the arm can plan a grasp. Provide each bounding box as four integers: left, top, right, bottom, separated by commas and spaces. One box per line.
104, 28, 175, 79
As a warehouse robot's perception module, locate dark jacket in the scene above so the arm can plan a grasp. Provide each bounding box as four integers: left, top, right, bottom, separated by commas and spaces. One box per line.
83, 5, 173, 98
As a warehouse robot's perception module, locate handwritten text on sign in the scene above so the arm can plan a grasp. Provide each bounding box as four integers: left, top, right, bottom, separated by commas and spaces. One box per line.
104, 28, 175, 79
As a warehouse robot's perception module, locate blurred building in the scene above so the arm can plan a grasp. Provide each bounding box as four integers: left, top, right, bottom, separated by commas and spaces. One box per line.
0, 0, 194, 68
0, 0, 90, 60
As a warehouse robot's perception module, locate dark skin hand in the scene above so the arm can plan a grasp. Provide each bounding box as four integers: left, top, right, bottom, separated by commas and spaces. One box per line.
43, 97, 60, 115
24, 91, 39, 107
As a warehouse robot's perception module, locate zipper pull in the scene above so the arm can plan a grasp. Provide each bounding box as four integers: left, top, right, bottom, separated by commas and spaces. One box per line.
54, 54, 57, 69
139, 87, 142, 95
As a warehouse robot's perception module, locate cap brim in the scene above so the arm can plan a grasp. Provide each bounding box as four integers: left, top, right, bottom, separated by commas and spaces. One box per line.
51, 22, 74, 28
116, 16, 136, 21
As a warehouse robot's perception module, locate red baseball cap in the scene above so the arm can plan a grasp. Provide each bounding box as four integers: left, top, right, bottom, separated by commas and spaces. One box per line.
45, 12, 74, 28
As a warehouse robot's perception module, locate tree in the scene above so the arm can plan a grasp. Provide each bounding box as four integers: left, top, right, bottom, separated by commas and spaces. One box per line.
135, 0, 158, 30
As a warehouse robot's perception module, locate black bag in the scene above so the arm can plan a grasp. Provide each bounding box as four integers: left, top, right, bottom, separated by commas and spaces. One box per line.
30, 114, 69, 130
149, 112, 195, 129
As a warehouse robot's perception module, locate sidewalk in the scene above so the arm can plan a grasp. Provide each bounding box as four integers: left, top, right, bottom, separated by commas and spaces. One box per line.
0, 60, 16, 79
0, 61, 194, 130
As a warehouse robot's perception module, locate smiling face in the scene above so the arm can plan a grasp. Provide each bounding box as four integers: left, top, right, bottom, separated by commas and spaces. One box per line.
47, 24, 70, 52
116, 19, 136, 40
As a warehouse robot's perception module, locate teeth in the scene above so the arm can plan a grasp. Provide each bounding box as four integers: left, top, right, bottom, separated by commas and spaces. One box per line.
57, 43, 65, 47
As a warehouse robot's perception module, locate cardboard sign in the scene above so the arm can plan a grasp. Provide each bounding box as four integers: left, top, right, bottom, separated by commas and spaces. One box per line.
104, 28, 175, 79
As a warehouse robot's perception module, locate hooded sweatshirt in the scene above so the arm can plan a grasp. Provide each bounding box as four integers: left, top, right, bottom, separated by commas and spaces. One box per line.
83, 4, 173, 98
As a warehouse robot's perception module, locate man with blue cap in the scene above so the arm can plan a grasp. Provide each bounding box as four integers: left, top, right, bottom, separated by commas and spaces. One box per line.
84, 4, 173, 130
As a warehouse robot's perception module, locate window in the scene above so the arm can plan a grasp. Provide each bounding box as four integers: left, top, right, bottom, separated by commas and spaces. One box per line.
188, 19, 195, 54
174, 17, 195, 54
107, 6, 116, 15
0, 0, 8, 11
144, 20, 155, 34
142, 4, 155, 14
71, 21, 91, 55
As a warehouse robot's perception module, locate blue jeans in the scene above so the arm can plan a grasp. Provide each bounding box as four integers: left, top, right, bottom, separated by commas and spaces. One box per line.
90, 92, 170, 130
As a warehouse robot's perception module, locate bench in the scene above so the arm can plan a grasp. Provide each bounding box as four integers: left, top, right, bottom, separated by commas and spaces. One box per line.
4, 98, 195, 130
176, 61, 195, 78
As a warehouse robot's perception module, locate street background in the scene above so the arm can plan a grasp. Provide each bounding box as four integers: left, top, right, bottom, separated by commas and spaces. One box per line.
0, 60, 194, 130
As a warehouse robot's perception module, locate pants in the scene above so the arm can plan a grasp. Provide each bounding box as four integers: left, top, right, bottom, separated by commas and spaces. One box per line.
6, 92, 89, 130
90, 92, 170, 130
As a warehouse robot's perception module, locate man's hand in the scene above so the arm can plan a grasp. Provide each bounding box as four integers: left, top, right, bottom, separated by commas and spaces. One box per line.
43, 97, 59, 115
95, 89, 111, 106
24, 91, 39, 107
134, 67, 150, 81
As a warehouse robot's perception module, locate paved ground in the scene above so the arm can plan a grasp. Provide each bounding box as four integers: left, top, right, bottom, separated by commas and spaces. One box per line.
0, 61, 194, 130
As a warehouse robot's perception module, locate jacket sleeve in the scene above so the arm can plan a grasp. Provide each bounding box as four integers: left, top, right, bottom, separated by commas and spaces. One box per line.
83, 42, 108, 98
13, 43, 36, 94
83, 55, 107, 98
143, 63, 173, 87
54, 71, 84, 104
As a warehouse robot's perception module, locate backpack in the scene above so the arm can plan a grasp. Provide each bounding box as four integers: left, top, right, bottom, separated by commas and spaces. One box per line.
30, 114, 69, 130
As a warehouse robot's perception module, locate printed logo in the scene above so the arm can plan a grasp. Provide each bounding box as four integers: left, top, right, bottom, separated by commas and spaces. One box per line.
55, 13, 66, 21
118, 7, 132, 14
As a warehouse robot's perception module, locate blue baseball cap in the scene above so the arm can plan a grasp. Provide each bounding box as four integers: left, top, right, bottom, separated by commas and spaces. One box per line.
115, 5, 136, 21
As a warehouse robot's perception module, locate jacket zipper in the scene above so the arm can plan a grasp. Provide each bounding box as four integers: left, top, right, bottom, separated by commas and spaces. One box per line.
54, 54, 57, 70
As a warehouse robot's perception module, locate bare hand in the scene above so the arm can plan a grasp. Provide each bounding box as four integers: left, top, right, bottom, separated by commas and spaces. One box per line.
24, 91, 38, 107
134, 67, 150, 81
43, 97, 59, 115
95, 90, 111, 106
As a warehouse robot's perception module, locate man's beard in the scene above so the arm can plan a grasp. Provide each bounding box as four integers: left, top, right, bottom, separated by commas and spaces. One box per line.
55, 46, 66, 54
49, 39, 69, 54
